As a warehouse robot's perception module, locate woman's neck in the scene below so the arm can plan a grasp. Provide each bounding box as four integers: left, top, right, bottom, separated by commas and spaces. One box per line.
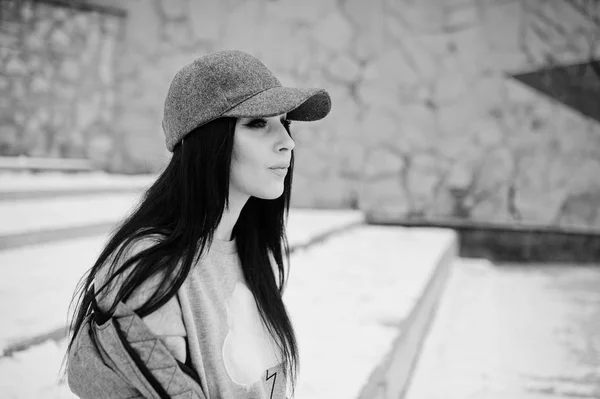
214, 193, 248, 241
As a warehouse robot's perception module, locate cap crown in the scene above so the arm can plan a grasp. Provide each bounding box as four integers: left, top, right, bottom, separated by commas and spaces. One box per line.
162, 50, 281, 151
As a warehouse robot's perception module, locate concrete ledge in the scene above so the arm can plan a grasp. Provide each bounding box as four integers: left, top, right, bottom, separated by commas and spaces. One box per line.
25, 0, 127, 18
0, 173, 154, 201
367, 215, 600, 263
2, 232, 336, 357
0, 156, 94, 172
0, 222, 116, 251
1, 327, 66, 358
357, 229, 458, 399
0, 186, 148, 201
0, 210, 364, 357
0, 207, 364, 251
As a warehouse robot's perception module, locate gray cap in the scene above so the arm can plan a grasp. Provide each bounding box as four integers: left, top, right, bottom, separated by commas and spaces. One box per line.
162, 50, 332, 152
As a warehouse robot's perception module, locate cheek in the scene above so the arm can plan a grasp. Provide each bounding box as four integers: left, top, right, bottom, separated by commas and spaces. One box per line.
230, 152, 266, 188
230, 157, 283, 198
232, 161, 258, 185
230, 135, 283, 197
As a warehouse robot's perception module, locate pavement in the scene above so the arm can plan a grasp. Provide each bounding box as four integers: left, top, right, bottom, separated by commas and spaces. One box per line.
0, 193, 141, 237
0, 191, 366, 249
287, 225, 456, 399
0, 206, 366, 354
0, 173, 458, 398
406, 259, 600, 399
0, 172, 155, 200
6, 173, 598, 399
0, 190, 456, 398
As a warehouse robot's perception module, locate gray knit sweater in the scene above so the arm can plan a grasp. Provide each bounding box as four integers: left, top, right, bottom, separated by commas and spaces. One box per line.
95, 236, 286, 399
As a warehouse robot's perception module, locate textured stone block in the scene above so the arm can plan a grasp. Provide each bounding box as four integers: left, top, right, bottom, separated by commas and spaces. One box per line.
3, 0, 599, 233
313, 12, 354, 53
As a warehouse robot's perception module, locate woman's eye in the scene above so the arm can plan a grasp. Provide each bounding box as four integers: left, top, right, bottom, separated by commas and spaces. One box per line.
246, 119, 267, 129
281, 119, 291, 130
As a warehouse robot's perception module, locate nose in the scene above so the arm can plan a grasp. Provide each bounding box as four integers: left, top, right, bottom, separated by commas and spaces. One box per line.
276, 123, 295, 152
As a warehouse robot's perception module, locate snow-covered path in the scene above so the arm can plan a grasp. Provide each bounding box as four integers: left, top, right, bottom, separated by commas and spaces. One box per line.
0, 171, 155, 195
3, 173, 599, 399
0, 221, 454, 399
0, 172, 456, 398
406, 259, 600, 399
0, 224, 455, 399
0, 208, 365, 352
0, 226, 454, 399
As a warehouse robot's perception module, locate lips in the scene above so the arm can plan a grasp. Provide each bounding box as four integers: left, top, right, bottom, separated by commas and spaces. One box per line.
270, 167, 288, 177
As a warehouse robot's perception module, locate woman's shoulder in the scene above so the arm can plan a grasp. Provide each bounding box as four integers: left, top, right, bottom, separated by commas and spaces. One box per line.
94, 234, 165, 311
87, 233, 188, 362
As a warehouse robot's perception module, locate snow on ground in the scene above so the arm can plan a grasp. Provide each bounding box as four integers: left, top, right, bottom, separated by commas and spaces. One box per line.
0, 190, 363, 239
405, 259, 600, 399
0, 216, 454, 398
0, 235, 117, 350
0, 340, 75, 399
0, 171, 155, 193
285, 226, 454, 399
0, 225, 453, 399
0, 193, 141, 235
0, 172, 455, 398
0, 208, 364, 352
4, 173, 599, 398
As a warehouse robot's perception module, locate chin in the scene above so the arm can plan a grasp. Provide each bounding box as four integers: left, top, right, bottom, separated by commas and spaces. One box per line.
254, 186, 285, 200
260, 191, 284, 200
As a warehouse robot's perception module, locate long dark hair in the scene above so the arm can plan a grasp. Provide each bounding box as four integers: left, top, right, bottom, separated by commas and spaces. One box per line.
64, 116, 299, 393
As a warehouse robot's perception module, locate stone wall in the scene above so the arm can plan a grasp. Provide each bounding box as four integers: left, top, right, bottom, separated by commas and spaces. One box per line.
4, 0, 600, 230
358, 0, 600, 230
0, 0, 124, 169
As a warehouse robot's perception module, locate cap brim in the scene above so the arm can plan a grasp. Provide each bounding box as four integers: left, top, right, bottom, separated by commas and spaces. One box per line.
221, 87, 331, 121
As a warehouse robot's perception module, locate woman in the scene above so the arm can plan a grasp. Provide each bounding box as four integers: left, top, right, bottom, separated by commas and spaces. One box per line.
65, 50, 331, 399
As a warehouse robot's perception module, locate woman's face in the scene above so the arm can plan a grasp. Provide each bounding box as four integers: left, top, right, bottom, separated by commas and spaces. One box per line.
230, 113, 295, 202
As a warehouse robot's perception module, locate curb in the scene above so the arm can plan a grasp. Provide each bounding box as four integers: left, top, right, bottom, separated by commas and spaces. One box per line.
357, 230, 458, 399
0, 222, 117, 251
0, 218, 365, 358
365, 214, 600, 262
289, 219, 364, 255
0, 186, 147, 201
1, 326, 66, 358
